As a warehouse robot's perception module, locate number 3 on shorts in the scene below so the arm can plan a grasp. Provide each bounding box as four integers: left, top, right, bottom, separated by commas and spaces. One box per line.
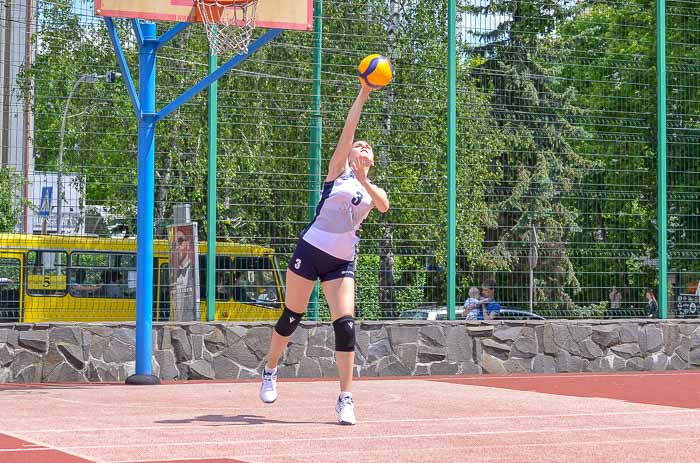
294, 258, 302, 270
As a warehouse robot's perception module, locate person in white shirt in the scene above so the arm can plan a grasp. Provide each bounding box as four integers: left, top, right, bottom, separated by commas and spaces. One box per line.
259, 85, 390, 426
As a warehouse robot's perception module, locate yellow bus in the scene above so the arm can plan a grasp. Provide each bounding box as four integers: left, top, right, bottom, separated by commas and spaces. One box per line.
0, 233, 286, 323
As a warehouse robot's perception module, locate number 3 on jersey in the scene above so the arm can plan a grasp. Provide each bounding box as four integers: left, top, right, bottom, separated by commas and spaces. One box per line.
351, 191, 364, 206
294, 258, 302, 270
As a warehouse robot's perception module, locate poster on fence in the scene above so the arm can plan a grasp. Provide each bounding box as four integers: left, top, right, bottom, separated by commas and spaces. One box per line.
168, 223, 200, 321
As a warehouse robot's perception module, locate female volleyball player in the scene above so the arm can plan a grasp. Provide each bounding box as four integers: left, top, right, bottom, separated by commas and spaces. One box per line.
259, 84, 389, 425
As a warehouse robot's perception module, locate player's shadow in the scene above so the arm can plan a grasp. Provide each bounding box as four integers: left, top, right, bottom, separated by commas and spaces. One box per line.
156, 414, 335, 426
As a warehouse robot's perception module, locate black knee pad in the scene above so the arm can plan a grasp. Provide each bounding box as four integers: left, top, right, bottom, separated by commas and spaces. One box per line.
274, 307, 304, 337
333, 315, 356, 352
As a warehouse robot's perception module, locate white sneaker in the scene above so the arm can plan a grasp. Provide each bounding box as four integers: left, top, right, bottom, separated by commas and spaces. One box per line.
259, 368, 278, 403
335, 394, 356, 425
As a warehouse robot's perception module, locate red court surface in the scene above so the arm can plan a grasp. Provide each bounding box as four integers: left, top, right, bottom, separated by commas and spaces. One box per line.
1, 371, 699, 463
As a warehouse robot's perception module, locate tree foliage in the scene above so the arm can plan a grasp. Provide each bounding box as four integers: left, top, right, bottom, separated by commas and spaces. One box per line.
19, 0, 690, 317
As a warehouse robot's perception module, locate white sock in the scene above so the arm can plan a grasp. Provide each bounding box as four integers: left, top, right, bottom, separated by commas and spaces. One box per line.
339, 391, 352, 400
264, 366, 277, 374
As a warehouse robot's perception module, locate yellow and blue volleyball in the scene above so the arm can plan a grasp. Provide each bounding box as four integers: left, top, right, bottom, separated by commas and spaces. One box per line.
357, 54, 393, 89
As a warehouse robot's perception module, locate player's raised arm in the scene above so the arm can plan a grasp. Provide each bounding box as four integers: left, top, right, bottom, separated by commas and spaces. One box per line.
326, 86, 371, 182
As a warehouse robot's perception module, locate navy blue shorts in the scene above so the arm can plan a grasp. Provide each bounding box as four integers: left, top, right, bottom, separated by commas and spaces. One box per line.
287, 238, 356, 282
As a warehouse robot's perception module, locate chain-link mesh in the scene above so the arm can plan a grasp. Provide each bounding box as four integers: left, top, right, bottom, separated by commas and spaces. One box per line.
0, 0, 696, 322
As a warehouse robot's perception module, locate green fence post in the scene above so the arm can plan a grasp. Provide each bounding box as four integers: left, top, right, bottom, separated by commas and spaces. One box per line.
206, 33, 218, 321
657, 0, 668, 319
447, 0, 457, 320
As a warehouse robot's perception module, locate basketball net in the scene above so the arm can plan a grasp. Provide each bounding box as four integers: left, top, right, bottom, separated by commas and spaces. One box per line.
195, 0, 258, 56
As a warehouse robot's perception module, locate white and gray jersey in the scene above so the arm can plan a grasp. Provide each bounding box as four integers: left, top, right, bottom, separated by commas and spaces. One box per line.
301, 169, 374, 261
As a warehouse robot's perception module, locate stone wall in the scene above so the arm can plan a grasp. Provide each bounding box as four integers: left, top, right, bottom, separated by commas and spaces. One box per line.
1, 320, 699, 383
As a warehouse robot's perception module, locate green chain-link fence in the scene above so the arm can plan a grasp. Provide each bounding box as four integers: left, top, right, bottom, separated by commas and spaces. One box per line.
0, 0, 697, 322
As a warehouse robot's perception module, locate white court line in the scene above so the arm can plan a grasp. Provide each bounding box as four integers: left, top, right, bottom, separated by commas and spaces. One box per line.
0, 448, 52, 453
0, 428, 100, 463
0, 394, 402, 411
7, 407, 700, 434
429, 371, 700, 380
0, 392, 405, 410
108, 437, 700, 463
218, 436, 700, 463
16, 422, 700, 452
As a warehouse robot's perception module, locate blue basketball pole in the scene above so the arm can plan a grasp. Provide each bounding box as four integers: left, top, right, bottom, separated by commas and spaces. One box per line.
127, 22, 159, 385
104, 18, 283, 385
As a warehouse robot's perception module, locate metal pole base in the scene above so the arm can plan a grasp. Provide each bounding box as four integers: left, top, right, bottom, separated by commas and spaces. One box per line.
125, 374, 161, 385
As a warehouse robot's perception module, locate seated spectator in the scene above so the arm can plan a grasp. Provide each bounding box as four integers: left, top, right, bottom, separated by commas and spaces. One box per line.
216, 272, 232, 301
463, 286, 481, 319
69, 269, 102, 297
474, 279, 501, 320
232, 270, 252, 302
103, 270, 125, 299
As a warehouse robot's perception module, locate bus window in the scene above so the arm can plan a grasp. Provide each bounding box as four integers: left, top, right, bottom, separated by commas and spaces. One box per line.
26, 250, 67, 296
70, 252, 136, 299
198, 255, 237, 301
233, 256, 280, 309
0, 257, 21, 321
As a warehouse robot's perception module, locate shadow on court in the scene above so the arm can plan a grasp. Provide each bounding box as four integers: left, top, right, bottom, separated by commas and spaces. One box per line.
156, 413, 335, 426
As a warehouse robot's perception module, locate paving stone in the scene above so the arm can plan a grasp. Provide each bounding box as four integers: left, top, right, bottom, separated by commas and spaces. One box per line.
189, 360, 215, 380
18, 330, 48, 353
467, 326, 493, 337
245, 326, 272, 358
445, 326, 472, 363
170, 328, 192, 362
368, 338, 393, 362
644, 353, 669, 371
45, 362, 85, 383
532, 354, 556, 373
610, 343, 641, 359
429, 361, 458, 375
481, 353, 506, 374
297, 357, 321, 377
578, 339, 604, 360
669, 354, 687, 370
155, 350, 179, 380
493, 327, 522, 342
50, 327, 81, 346
591, 325, 620, 348
204, 328, 226, 353
625, 357, 644, 371
103, 339, 135, 364
416, 344, 445, 363
222, 340, 261, 369
377, 356, 412, 376
0, 345, 12, 367
387, 325, 419, 345
58, 343, 84, 370
460, 361, 481, 374
640, 325, 664, 354
191, 335, 205, 360
511, 333, 538, 358
662, 324, 681, 355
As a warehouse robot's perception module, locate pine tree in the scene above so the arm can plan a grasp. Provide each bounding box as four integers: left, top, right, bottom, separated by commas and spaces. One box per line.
464, 0, 590, 314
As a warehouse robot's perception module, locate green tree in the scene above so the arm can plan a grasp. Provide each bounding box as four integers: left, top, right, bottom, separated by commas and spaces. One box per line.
463, 0, 591, 314
0, 168, 22, 232
556, 0, 658, 313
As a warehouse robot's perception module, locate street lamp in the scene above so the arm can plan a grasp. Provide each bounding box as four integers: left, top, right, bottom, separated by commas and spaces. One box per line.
56, 71, 120, 235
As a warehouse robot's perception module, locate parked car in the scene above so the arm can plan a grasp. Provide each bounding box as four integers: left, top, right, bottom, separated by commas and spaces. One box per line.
464, 306, 545, 321
399, 307, 464, 321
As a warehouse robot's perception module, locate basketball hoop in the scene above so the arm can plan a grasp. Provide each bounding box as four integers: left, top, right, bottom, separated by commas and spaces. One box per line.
194, 0, 258, 56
